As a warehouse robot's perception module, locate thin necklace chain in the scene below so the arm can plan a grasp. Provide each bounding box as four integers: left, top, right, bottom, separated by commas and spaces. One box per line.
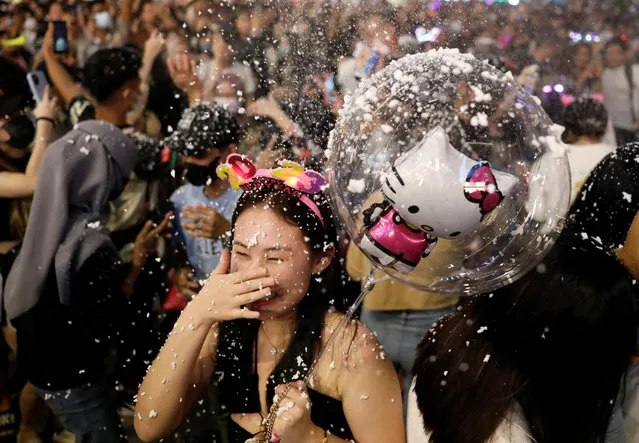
260, 323, 289, 355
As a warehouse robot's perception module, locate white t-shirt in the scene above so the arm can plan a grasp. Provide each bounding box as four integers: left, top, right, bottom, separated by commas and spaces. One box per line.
566, 142, 615, 202
602, 64, 639, 131
406, 378, 534, 443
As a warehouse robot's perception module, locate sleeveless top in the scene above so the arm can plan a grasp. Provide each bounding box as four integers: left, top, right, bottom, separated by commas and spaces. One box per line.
214, 320, 354, 443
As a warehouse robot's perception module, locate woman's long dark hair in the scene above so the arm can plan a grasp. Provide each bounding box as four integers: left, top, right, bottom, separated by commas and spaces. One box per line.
413, 233, 638, 443
214, 187, 347, 413
568, 144, 639, 251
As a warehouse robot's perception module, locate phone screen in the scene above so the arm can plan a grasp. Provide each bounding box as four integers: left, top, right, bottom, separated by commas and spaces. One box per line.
53, 20, 69, 54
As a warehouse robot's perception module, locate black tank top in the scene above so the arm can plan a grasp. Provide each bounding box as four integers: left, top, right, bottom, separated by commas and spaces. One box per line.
214, 321, 354, 442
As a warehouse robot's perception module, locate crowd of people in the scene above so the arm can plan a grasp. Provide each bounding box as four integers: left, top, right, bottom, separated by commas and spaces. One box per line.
0, 0, 639, 442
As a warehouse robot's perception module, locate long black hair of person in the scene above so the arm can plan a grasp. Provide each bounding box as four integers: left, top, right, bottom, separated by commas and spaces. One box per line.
567, 144, 639, 251
213, 185, 352, 413
412, 231, 638, 443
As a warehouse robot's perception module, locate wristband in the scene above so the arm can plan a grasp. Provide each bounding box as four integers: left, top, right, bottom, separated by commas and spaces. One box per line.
36, 117, 56, 128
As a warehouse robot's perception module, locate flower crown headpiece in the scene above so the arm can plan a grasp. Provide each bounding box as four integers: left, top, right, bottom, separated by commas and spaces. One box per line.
216, 154, 326, 226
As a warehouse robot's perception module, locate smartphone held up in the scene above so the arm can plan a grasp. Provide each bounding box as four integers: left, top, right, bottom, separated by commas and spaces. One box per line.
53, 20, 69, 54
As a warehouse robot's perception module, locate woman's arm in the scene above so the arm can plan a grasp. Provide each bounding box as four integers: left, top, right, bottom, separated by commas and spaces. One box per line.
338, 320, 405, 443
0, 87, 59, 199
134, 252, 273, 441
127, 31, 165, 126
42, 24, 88, 106
134, 312, 219, 441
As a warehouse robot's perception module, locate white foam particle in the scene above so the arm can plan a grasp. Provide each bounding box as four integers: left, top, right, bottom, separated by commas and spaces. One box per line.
347, 179, 366, 193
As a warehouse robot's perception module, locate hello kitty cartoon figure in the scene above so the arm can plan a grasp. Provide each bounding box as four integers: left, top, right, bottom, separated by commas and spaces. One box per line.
359, 126, 518, 273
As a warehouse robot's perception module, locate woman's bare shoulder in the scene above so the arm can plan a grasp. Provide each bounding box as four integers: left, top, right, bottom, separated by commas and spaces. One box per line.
321, 311, 386, 367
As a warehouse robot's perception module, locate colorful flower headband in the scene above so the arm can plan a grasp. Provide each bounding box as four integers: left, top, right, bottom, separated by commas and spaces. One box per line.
216, 154, 326, 226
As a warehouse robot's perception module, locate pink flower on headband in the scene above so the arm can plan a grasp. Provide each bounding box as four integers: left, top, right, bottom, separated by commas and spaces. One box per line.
217, 154, 327, 227
216, 154, 326, 194
216, 154, 257, 190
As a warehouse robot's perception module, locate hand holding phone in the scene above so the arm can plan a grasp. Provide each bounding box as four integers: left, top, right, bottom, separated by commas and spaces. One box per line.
52, 20, 69, 54
32, 85, 60, 122
26, 70, 48, 103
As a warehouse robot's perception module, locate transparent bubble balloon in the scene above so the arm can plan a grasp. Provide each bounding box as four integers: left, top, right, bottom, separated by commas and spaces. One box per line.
326, 49, 571, 296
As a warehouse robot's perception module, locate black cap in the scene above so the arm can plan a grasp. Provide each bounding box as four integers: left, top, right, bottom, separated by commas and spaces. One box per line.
164, 103, 241, 157
82, 47, 141, 103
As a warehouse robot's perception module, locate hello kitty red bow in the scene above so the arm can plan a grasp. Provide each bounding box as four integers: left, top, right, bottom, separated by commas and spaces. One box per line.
463, 161, 505, 216
216, 154, 326, 225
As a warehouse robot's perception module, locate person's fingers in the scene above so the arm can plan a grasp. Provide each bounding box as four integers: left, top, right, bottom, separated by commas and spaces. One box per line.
182, 213, 216, 227
45, 23, 53, 43
237, 287, 272, 306
183, 229, 214, 239
232, 277, 276, 296
188, 228, 215, 239
278, 387, 303, 403
184, 205, 215, 216
137, 220, 154, 240
181, 221, 205, 231
213, 249, 231, 275
182, 222, 214, 234
175, 53, 185, 73
284, 381, 307, 398
167, 56, 177, 78
227, 267, 269, 285
49, 94, 59, 109
149, 212, 172, 237
234, 307, 261, 320
179, 210, 199, 222
41, 84, 51, 102
274, 384, 289, 399
180, 53, 190, 74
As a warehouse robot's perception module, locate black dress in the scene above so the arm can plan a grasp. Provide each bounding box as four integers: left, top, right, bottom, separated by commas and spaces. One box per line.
214, 321, 355, 443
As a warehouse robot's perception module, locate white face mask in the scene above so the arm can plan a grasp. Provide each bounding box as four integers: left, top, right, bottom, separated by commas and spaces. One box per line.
94, 11, 114, 31
214, 98, 241, 114
24, 17, 37, 32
